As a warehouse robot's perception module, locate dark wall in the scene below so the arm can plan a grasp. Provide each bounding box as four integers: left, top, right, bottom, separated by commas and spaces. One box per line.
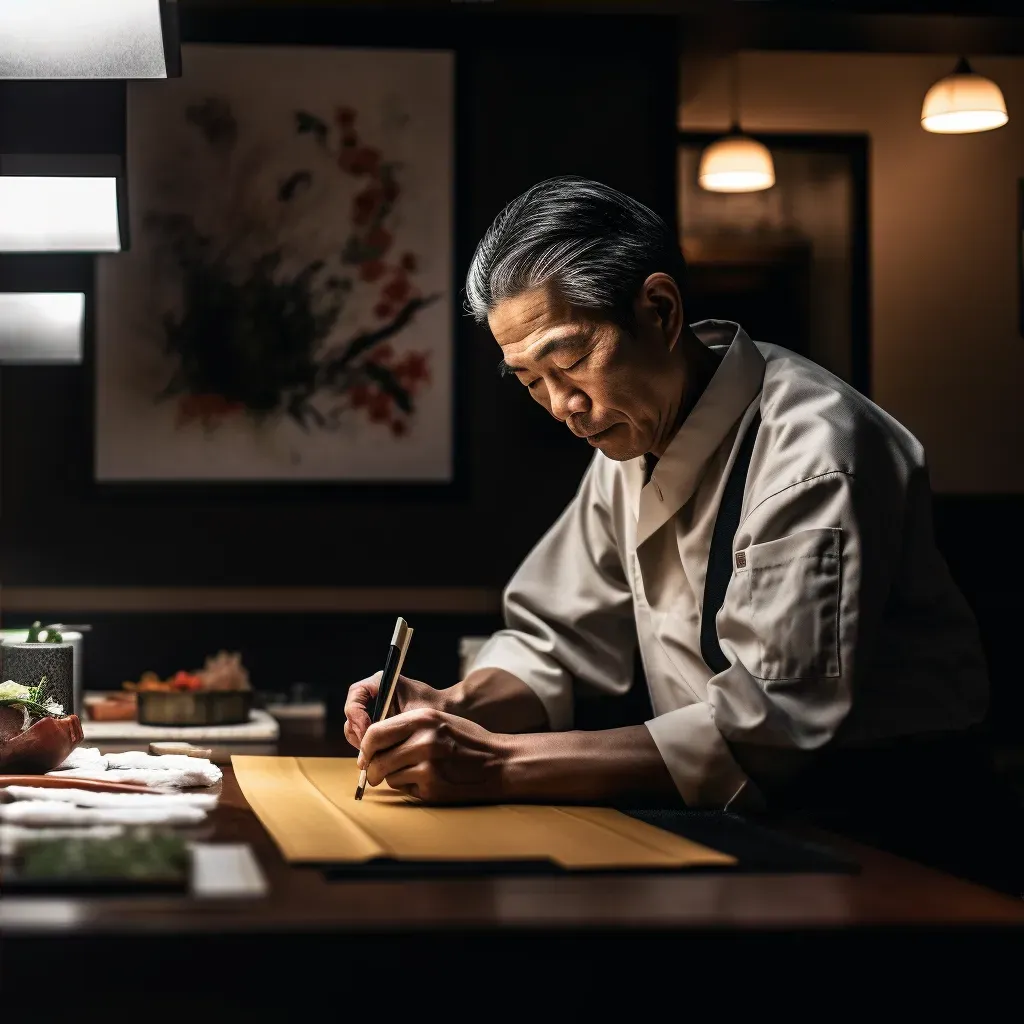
0, 10, 681, 589
931, 498, 1024, 744
2, 9, 1020, 744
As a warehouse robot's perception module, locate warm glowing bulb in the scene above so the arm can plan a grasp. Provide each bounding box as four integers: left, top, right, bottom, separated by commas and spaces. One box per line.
921, 68, 1008, 134
0, 177, 120, 252
698, 135, 775, 193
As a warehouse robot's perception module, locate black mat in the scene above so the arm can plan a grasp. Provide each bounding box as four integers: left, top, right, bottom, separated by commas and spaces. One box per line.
324, 809, 856, 880
623, 809, 857, 874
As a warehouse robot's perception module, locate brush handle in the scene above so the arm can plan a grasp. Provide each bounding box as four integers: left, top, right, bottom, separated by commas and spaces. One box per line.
354, 621, 413, 801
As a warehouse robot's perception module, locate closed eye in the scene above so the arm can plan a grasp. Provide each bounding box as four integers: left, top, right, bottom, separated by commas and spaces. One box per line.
557, 352, 589, 372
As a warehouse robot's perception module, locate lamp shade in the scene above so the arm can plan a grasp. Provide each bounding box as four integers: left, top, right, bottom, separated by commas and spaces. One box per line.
0, 165, 121, 253
921, 61, 1008, 134
698, 134, 775, 193
0, 0, 180, 79
0, 81, 129, 252
0, 293, 84, 364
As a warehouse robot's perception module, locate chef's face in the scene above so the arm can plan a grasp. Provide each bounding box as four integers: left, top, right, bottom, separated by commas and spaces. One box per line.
489, 276, 686, 460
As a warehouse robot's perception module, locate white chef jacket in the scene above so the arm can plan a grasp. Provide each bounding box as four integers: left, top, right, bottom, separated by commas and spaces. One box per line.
471, 321, 988, 810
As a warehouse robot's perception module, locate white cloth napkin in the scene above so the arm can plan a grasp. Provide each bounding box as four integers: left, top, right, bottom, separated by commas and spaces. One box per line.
3, 785, 217, 810
0, 800, 208, 827
0, 748, 221, 840
48, 746, 223, 788
0, 783, 216, 834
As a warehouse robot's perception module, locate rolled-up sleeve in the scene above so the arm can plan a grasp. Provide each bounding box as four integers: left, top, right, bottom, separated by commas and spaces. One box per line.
469, 455, 637, 731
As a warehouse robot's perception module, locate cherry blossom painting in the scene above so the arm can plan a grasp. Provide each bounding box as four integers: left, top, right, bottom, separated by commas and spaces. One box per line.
95, 44, 453, 482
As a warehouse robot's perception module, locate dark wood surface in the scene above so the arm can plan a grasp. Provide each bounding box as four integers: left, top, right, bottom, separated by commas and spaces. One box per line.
3, 720, 1024, 1005
4, 721, 1023, 935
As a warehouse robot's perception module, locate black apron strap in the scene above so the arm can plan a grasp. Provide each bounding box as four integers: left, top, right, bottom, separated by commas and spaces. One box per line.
700, 411, 761, 675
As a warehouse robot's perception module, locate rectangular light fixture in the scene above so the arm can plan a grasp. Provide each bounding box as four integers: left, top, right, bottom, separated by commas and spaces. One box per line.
0, 292, 85, 364
0, 172, 121, 253
0, 83, 129, 252
0, 0, 181, 80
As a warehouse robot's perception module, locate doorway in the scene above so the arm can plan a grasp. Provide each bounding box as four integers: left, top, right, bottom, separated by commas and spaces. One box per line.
678, 132, 870, 394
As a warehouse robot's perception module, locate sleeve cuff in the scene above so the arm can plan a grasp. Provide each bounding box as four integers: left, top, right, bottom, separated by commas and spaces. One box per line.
468, 632, 574, 731
645, 703, 762, 811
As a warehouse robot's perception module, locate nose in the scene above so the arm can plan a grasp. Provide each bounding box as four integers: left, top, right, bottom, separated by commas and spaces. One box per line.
547, 376, 589, 424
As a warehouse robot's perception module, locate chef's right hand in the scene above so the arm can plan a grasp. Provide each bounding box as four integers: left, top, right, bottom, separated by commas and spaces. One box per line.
343, 672, 447, 750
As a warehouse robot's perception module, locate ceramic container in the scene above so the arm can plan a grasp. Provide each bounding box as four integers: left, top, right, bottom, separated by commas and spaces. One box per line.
1, 642, 75, 716
1, 630, 84, 716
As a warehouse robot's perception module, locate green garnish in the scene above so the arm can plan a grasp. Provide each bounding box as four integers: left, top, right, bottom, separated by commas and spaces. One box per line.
17, 833, 190, 881
26, 620, 62, 644
0, 677, 64, 721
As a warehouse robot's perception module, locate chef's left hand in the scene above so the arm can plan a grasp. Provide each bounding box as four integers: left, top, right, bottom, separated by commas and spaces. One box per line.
357, 708, 513, 803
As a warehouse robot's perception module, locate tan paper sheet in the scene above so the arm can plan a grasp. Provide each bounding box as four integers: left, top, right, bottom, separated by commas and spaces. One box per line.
233, 756, 736, 870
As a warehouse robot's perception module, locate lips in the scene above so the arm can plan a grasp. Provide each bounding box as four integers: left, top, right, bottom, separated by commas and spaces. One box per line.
569, 421, 612, 440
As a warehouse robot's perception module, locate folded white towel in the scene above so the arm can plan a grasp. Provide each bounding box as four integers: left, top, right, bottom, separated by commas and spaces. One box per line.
0, 800, 208, 827
49, 746, 222, 788
104, 751, 208, 771
57, 747, 105, 769
48, 764, 222, 788
3, 785, 217, 810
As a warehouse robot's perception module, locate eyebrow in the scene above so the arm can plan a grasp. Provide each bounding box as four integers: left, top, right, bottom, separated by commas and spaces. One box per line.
497, 334, 586, 377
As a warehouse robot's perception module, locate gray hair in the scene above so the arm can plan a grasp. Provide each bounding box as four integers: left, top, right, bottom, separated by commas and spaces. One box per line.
464, 176, 687, 330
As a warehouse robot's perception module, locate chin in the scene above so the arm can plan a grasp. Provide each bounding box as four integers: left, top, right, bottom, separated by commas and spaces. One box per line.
589, 431, 643, 461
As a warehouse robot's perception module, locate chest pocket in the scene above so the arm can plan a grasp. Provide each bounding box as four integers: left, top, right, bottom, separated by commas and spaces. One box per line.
740, 527, 842, 681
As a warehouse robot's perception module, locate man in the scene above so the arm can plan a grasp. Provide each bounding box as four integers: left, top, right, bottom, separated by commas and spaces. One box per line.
345, 177, 1000, 878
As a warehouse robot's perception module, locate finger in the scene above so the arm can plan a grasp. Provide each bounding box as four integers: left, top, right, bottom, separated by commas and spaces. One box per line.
345, 713, 369, 750
343, 719, 360, 749
364, 731, 435, 787
344, 711, 369, 747
344, 674, 380, 718
343, 674, 380, 743
384, 765, 431, 801
358, 708, 441, 768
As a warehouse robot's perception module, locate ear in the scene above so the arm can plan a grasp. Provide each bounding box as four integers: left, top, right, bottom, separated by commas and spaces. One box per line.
634, 273, 683, 350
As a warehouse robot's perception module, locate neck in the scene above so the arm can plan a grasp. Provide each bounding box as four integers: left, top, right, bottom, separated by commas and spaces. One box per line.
649, 327, 720, 458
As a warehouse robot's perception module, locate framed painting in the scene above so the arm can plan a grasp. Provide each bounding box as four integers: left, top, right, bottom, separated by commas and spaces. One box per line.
95, 44, 454, 483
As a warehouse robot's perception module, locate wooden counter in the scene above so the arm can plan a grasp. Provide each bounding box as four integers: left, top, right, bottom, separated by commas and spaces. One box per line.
2, 721, 1022, 1006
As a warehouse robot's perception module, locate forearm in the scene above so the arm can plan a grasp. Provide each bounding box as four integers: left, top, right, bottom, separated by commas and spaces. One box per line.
442, 667, 550, 733
499, 724, 681, 806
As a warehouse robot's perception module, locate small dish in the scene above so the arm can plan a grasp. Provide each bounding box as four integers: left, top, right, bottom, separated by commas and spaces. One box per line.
136, 690, 252, 727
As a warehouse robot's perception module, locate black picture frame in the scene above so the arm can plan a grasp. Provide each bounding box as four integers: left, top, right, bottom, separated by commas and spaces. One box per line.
678, 130, 872, 397
85, 9, 468, 503
1018, 178, 1024, 340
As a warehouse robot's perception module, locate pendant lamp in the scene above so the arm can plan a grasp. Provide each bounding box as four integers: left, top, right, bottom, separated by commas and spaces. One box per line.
921, 57, 1008, 134
0, 292, 84, 364
0, 80, 129, 253
0, 0, 181, 80
699, 54, 775, 193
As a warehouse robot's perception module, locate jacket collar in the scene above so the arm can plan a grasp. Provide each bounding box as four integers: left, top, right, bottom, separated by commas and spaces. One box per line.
631, 320, 765, 547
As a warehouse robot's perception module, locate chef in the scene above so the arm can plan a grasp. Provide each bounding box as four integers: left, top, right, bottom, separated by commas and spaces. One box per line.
345, 177, 996, 869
